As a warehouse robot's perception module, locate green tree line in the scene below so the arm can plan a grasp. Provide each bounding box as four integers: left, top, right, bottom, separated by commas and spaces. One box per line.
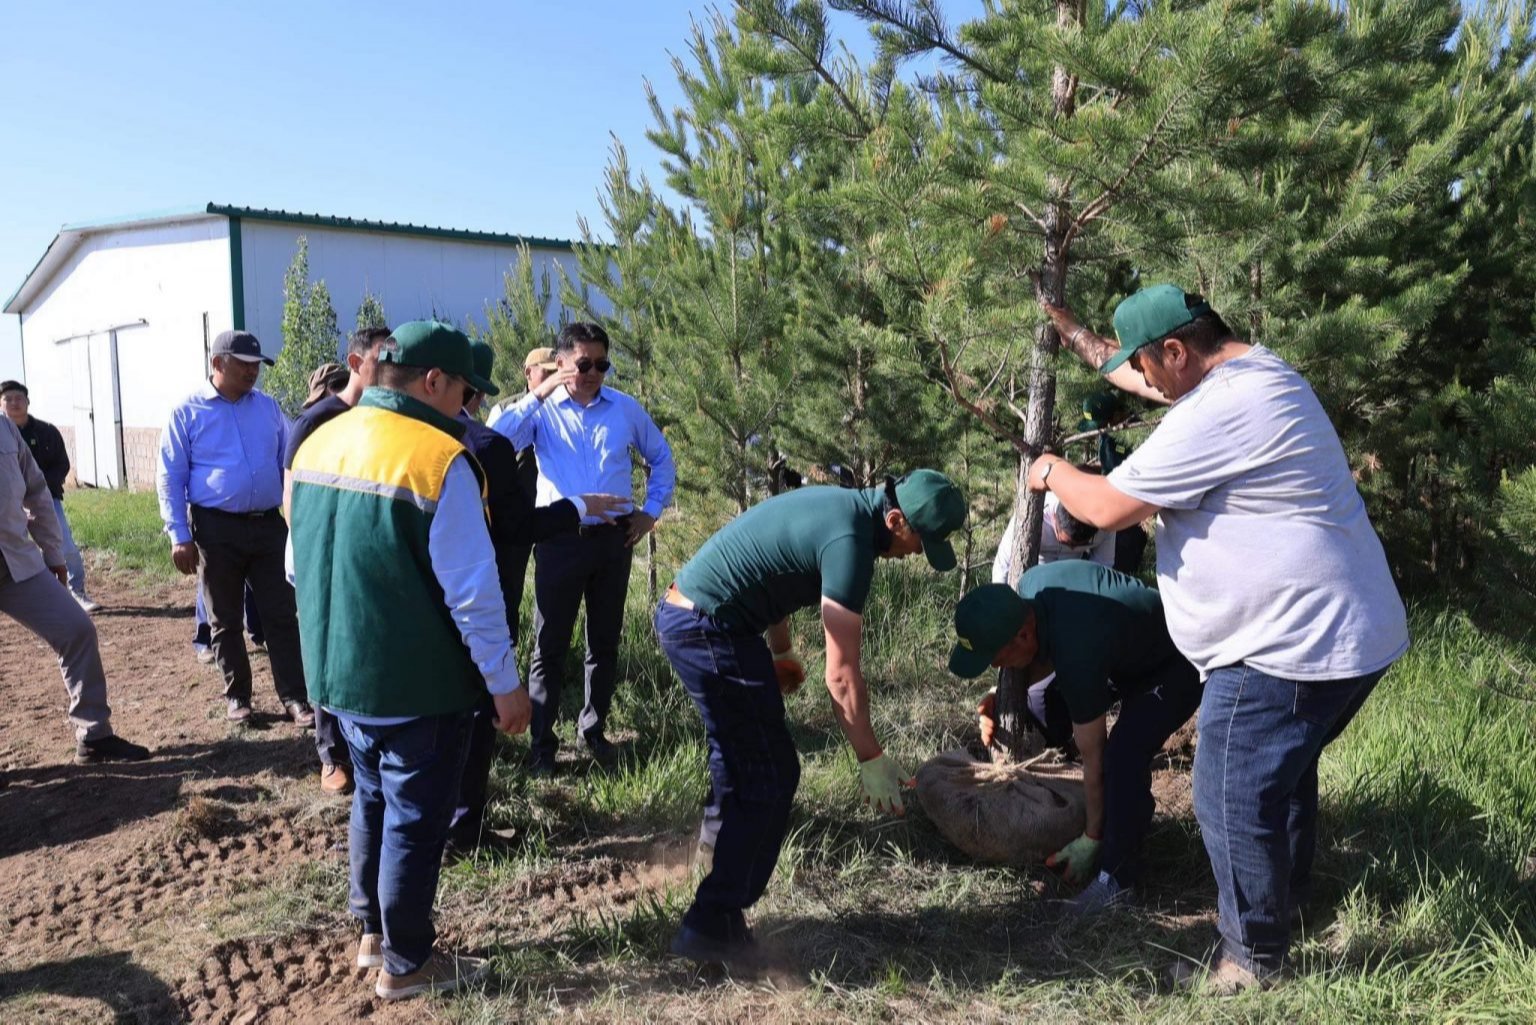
274, 0, 1536, 595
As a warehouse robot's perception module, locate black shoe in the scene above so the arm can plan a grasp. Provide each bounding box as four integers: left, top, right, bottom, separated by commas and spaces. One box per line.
75, 735, 151, 765
285, 701, 316, 728
668, 924, 760, 969
527, 752, 556, 778
580, 734, 620, 769
226, 698, 253, 723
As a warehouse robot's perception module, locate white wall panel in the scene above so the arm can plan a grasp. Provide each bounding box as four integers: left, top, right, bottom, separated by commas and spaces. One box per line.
238, 222, 610, 364
19, 218, 232, 437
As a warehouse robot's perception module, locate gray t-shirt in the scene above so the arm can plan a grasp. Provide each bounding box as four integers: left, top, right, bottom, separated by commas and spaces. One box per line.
1108, 345, 1408, 680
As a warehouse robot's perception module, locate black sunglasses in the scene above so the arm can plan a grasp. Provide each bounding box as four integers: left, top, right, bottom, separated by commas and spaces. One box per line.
573, 358, 612, 374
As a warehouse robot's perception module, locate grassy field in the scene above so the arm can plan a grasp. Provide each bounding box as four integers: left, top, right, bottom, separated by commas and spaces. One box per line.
65, 490, 1536, 1021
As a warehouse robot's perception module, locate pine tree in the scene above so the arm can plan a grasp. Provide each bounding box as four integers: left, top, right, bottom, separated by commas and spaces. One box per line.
267, 237, 341, 417
739, 0, 1525, 754
478, 243, 561, 398
355, 291, 388, 332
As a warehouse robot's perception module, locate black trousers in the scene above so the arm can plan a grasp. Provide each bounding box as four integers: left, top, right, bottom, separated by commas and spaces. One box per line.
190, 506, 306, 707
1028, 655, 1202, 887
527, 527, 633, 756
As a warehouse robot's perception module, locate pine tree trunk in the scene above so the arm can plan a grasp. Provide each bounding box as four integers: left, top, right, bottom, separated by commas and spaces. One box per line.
994, 0, 1081, 762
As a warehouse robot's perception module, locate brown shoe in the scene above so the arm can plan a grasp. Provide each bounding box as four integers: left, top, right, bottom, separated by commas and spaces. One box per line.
226, 699, 252, 723
1165, 954, 1270, 996
375, 952, 488, 1001
321, 763, 353, 796
285, 701, 316, 728
356, 932, 383, 969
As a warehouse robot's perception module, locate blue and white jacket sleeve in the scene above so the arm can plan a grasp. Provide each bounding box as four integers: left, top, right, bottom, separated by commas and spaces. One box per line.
429, 455, 522, 695
487, 392, 542, 449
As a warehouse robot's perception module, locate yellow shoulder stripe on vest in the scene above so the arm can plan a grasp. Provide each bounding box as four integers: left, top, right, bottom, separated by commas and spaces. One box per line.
292, 406, 465, 505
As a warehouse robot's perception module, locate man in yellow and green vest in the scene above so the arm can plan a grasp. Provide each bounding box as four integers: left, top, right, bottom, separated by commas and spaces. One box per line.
288, 321, 529, 1002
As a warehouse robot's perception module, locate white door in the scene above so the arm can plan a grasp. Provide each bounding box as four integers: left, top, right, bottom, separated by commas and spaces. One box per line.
65, 333, 124, 488
89, 332, 122, 488
68, 337, 99, 486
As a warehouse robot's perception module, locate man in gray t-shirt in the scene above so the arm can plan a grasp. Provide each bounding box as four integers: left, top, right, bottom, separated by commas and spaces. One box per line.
1032, 284, 1408, 993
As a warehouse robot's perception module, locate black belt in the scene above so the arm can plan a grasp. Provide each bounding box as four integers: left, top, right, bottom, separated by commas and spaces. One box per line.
193, 505, 281, 520
577, 522, 624, 538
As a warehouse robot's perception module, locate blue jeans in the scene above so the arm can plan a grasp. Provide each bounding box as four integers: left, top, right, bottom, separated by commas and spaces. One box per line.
339, 710, 474, 976
655, 600, 800, 942
53, 499, 87, 598
1193, 663, 1386, 975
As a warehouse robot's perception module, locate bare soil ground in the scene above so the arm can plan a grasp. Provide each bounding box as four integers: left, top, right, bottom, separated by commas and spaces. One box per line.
0, 575, 701, 1024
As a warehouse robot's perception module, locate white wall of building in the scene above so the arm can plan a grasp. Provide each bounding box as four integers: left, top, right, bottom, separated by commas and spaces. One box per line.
238, 222, 607, 362
18, 217, 233, 486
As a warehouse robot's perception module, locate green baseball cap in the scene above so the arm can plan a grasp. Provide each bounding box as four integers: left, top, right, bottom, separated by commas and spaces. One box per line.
1102, 284, 1211, 373
893, 469, 967, 572
380, 321, 497, 395
469, 339, 500, 398
948, 584, 1030, 678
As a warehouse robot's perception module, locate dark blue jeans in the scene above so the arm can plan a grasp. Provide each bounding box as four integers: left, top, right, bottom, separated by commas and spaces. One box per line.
339, 710, 474, 976
655, 601, 800, 943
1193, 663, 1386, 975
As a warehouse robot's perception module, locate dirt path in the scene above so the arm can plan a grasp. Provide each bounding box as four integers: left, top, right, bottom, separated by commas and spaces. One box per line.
0, 576, 443, 1023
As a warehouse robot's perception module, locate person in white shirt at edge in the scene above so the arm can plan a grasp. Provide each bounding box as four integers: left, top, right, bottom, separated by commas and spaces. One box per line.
488, 322, 676, 775
990, 491, 1116, 585
1031, 283, 1409, 996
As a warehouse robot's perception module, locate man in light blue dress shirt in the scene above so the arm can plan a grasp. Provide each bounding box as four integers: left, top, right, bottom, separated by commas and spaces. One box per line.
156, 330, 312, 726
490, 322, 675, 773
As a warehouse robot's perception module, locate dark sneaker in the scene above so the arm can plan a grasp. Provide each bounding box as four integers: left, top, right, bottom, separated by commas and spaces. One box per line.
74, 735, 151, 765
668, 924, 761, 970
527, 752, 556, 778
226, 699, 253, 723
375, 952, 488, 1000
285, 701, 316, 728
248, 635, 267, 653
580, 733, 620, 769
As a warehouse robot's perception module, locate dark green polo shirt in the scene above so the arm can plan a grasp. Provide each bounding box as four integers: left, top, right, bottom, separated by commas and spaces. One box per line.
674, 486, 886, 632
1019, 560, 1183, 723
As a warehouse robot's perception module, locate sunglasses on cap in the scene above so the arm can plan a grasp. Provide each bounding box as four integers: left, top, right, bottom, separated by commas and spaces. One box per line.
572, 358, 612, 374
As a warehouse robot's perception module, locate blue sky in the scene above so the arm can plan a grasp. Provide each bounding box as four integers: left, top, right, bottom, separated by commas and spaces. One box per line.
0, 0, 984, 381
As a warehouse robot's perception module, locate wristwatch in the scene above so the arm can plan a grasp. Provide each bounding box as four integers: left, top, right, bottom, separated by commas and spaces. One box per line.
1040, 459, 1059, 488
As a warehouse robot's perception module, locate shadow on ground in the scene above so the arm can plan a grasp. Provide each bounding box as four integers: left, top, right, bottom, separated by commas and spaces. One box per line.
0, 735, 316, 858
0, 950, 179, 1024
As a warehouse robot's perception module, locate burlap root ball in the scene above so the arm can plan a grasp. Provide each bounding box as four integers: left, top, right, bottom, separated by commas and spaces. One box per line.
914, 749, 1086, 865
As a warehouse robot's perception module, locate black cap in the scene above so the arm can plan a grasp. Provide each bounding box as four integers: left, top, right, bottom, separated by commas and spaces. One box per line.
211, 330, 274, 366
0, 380, 26, 397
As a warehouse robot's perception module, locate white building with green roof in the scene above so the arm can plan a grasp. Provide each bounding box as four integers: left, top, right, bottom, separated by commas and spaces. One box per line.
4, 203, 594, 488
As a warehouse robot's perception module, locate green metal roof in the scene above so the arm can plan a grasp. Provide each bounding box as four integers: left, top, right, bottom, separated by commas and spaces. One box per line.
7, 203, 577, 313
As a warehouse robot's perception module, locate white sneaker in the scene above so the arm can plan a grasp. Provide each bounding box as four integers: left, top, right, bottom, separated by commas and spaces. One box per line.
74, 594, 102, 613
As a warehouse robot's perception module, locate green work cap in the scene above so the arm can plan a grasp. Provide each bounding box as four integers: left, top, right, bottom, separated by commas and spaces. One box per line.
1081, 389, 1125, 430
893, 469, 967, 572
469, 339, 500, 398
948, 584, 1030, 679
1102, 284, 1211, 373
381, 321, 497, 395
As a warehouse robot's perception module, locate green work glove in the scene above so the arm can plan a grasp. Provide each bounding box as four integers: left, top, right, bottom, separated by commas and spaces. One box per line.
1046, 833, 1102, 885
858, 754, 911, 816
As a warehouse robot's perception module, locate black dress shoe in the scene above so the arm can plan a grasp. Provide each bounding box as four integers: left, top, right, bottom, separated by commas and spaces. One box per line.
75, 735, 151, 765
527, 752, 556, 778
580, 734, 619, 768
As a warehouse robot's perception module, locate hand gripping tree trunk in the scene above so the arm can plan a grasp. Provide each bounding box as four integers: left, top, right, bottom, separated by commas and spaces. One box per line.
992, 0, 1081, 763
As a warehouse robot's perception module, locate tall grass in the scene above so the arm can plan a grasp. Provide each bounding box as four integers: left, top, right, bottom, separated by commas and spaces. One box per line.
61, 489, 177, 582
